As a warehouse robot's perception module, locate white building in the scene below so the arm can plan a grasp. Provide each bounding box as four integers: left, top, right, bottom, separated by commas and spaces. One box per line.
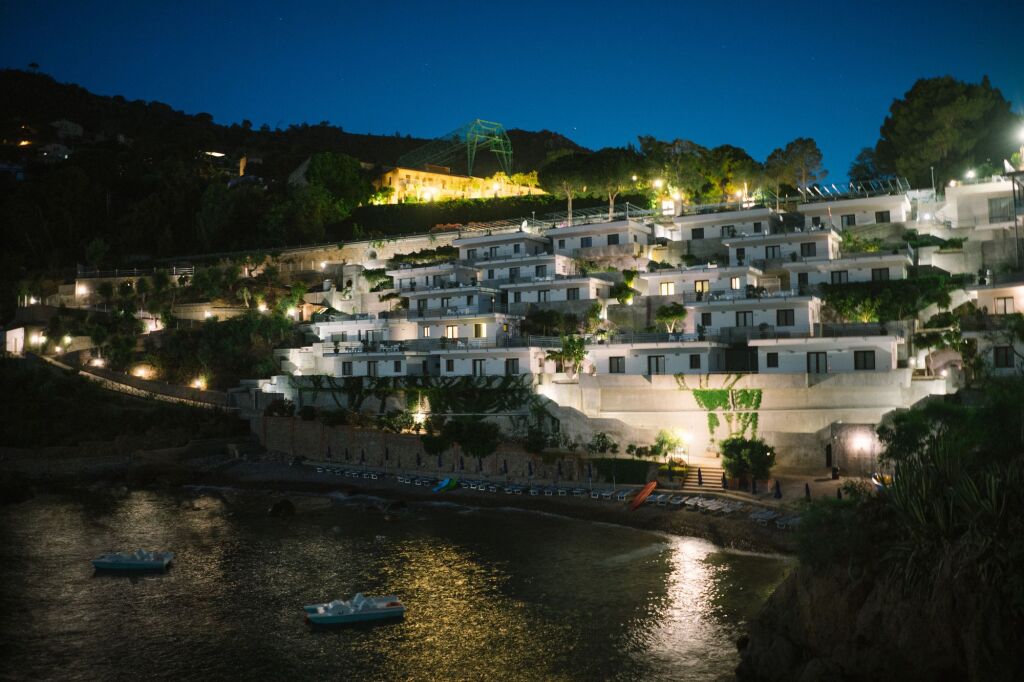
722, 229, 841, 268
799, 194, 911, 229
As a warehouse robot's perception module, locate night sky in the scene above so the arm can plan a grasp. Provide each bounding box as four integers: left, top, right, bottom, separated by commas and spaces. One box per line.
2, 0, 1023, 180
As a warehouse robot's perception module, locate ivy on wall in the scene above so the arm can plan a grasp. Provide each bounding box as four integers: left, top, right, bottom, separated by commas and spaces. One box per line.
675, 373, 762, 445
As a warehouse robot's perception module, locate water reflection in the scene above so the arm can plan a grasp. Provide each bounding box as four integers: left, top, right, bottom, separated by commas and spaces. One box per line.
1, 492, 791, 681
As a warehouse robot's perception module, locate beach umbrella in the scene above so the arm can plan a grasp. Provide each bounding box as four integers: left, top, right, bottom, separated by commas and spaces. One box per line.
721, 473, 728, 490
326, 446, 332, 460
502, 459, 508, 474
459, 456, 465, 471
774, 480, 782, 499
667, 459, 673, 481
345, 447, 349, 461
477, 458, 483, 472
751, 479, 757, 495
587, 463, 592, 490
557, 460, 562, 477
360, 449, 365, 464
836, 487, 842, 500
528, 461, 533, 478
384, 447, 389, 461
804, 483, 811, 500
697, 467, 703, 487
416, 452, 421, 467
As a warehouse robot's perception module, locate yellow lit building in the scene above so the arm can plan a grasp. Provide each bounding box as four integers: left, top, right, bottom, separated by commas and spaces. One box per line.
373, 165, 543, 204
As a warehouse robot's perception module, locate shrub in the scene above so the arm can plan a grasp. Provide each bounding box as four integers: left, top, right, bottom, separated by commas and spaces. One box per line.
720, 436, 776, 480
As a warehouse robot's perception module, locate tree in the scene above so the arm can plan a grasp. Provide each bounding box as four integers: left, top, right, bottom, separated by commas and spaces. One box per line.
848, 147, 884, 183
85, 237, 109, 270
304, 152, 374, 215
579, 147, 642, 219
720, 436, 777, 481
780, 138, 826, 192
537, 153, 588, 225
874, 76, 1020, 188
651, 429, 682, 459
655, 302, 688, 333
545, 335, 587, 376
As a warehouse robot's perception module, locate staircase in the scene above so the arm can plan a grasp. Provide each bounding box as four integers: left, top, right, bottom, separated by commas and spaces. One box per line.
680, 462, 726, 494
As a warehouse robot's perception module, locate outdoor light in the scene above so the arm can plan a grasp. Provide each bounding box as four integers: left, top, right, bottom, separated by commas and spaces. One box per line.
191, 377, 207, 390
653, 179, 664, 190
203, 310, 212, 318
133, 366, 151, 379
940, 368, 949, 378
30, 333, 42, 345
852, 433, 872, 452
257, 302, 267, 312
76, 284, 88, 296
29, 297, 38, 305
1018, 126, 1024, 142
286, 307, 298, 318
54, 346, 63, 354
965, 169, 976, 179
413, 411, 427, 425
62, 335, 71, 345
734, 190, 744, 199
320, 261, 327, 270
292, 369, 302, 376
631, 175, 638, 182
922, 213, 932, 221
948, 180, 957, 188
670, 192, 681, 201
89, 357, 105, 368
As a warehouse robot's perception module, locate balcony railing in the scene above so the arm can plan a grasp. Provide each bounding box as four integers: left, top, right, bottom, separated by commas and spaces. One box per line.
76, 265, 195, 279
400, 304, 513, 320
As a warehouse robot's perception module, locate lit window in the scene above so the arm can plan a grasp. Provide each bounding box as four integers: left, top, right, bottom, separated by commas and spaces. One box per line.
659, 282, 675, 296
445, 325, 458, 338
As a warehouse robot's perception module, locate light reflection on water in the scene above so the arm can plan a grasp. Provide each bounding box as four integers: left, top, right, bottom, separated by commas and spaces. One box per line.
0, 491, 791, 681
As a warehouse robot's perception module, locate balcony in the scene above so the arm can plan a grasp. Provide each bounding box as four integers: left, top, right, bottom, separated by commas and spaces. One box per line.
402, 304, 513, 321
569, 243, 642, 259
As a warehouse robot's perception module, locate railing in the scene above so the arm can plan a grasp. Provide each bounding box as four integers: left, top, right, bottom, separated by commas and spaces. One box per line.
460, 250, 554, 266
679, 289, 802, 304
455, 202, 657, 237
76, 265, 195, 279
401, 305, 511, 320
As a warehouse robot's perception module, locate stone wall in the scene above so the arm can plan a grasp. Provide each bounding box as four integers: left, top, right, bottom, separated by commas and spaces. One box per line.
255, 416, 597, 483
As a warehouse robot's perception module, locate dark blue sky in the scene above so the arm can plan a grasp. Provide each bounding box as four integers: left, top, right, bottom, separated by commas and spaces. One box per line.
3, 0, 1022, 180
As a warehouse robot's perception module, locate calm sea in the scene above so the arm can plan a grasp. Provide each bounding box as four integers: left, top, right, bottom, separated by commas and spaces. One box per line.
0, 490, 790, 681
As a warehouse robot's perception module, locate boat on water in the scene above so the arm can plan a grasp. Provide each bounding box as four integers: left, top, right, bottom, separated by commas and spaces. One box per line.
92, 548, 174, 571
431, 478, 458, 493
303, 593, 406, 626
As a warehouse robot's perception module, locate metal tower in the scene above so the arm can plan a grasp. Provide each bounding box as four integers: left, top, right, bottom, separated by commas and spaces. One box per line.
397, 120, 513, 176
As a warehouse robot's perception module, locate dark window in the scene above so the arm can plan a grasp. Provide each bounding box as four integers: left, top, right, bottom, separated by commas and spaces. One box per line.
854, 350, 875, 370
513, 291, 522, 303
841, 214, 856, 227
689, 354, 701, 369
487, 269, 494, 279
735, 247, 746, 262
735, 311, 753, 327
505, 358, 519, 375
513, 243, 521, 253
807, 352, 827, 374
830, 270, 849, 284
567, 287, 580, 300
367, 360, 378, 377
445, 359, 454, 372
994, 346, 1015, 368
472, 359, 486, 376
800, 242, 816, 257
647, 355, 666, 375
797, 272, 809, 287
535, 264, 547, 277
466, 248, 477, 260
538, 290, 550, 302
871, 268, 890, 281
811, 216, 821, 227
874, 210, 890, 224
609, 356, 625, 373
509, 266, 520, 279
753, 221, 763, 233
989, 197, 1012, 222
580, 237, 593, 248
557, 239, 565, 249
777, 309, 795, 326
342, 361, 352, 376
766, 245, 781, 259
466, 295, 474, 305
766, 352, 779, 368
701, 312, 712, 326
393, 360, 402, 373
607, 233, 620, 246
692, 228, 705, 240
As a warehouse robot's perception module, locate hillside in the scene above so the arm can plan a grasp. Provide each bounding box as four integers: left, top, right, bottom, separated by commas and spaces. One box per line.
0, 70, 586, 177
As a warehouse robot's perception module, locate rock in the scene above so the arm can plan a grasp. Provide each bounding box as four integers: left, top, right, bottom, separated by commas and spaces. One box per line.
268, 498, 295, 518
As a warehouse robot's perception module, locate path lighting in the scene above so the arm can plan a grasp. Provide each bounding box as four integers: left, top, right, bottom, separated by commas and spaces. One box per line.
653, 179, 664, 190
54, 346, 63, 354
257, 302, 267, 312
631, 175, 638, 182
29, 297, 38, 305
191, 377, 207, 390
132, 366, 151, 379
30, 333, 44, 345
320, 261, 327, 270
286, 307, 298, 318
62, 335, 72, 345
413, 411, 427, 425
203, 310, 212, 319
76, 284, 88, 296
89, 357, 105, 368
965, 169, 976, 180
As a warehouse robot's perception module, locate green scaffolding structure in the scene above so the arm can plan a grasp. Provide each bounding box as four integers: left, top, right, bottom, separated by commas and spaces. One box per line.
397, 119, 513, 176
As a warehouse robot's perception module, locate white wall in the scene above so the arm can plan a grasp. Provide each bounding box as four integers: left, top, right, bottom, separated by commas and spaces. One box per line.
726, 233, 839, 266
799, 196, 910, 228
503, 279, 606, 304
686, 298, 820, 334
753, 338, 898, 373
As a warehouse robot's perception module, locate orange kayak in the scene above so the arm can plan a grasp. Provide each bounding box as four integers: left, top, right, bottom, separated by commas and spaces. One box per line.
629, 481, 658, 511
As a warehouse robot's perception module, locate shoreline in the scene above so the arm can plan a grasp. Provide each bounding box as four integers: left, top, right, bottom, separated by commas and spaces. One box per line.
1, 447, 799, 555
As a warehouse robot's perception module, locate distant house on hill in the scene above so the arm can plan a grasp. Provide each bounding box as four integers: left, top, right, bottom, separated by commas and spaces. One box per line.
50, 119, 83, 140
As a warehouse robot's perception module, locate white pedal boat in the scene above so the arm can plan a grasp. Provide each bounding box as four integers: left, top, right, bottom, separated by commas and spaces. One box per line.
92, 548, 174, 571
303, 593, 405, 625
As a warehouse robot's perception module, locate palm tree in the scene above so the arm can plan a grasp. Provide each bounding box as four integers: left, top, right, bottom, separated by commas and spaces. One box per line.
545, 335, 587, 377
